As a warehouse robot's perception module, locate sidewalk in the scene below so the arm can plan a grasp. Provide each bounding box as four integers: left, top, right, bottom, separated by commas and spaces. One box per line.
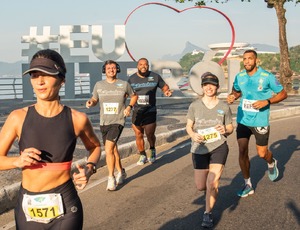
0, 96, 300, 214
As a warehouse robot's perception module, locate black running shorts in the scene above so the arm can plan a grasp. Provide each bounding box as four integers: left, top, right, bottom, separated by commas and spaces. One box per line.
15, 179, 83, 230
236, 123, 270, 146
100, 124, 124, 144
192, 142, 229, 169
132, 107, 157, 126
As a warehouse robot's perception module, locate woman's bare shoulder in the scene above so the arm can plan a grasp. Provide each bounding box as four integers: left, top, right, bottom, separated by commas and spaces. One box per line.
69, 108, 90, 133
7, 106, 30, 121
70, 107, 88, 120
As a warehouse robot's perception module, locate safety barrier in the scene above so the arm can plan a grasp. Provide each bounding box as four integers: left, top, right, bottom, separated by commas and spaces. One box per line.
0, 76, 91, 99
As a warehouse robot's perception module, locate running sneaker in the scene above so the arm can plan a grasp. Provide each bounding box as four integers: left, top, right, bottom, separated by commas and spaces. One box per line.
116, 168, 127, 185
137, 155, 148, 165
268, 158, 279, 181
106, 176, 116, 191
149, 149, 156, 163
237, 184, 254, 197
201, 212, 213, 228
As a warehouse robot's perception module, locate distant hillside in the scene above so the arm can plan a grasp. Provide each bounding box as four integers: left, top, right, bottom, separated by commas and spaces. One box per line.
161, 41, 206, 61
161, 41, 281, 61
0, 61, 22, 77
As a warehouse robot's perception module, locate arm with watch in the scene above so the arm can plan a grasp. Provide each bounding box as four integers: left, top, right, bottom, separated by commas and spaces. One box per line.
86, 162, 97, 175
72, 116, 102, 190
265, 89, 288, 105
124, 93, 138, 117
252, 89, 288, 110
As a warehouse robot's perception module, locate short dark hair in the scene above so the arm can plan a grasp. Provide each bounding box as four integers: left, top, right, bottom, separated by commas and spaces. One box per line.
137, 58, 149, 64
244, 49, 257, 58
31, 49, 66, 78
102, 60, 121, 73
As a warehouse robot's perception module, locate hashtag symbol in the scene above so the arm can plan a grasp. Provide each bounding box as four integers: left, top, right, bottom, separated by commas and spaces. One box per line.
21, 26, 59, 60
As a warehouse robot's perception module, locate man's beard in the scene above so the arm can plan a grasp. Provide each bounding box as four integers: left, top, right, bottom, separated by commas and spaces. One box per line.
138, 69, 148, 77
245, 64, 256, 73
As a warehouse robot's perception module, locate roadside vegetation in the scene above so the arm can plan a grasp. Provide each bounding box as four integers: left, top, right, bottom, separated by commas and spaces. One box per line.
179, 45, 300, 75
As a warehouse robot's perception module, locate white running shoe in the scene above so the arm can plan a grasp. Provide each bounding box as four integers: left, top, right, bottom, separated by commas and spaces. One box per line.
106, 176, 116, 191
116, 168, 127, 185
149, 149, 156, 163
137, 155, 148, 165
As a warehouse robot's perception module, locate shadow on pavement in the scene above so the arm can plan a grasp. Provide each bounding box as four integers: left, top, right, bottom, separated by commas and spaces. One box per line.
118, 140, 191, 189
157, 134, 300, 229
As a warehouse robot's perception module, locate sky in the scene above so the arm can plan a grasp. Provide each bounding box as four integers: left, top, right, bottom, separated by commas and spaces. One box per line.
0, 0, 299, 63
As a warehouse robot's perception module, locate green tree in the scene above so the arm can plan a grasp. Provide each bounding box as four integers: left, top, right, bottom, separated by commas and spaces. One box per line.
289, 45, 300, 74
172, 0, 300, 93
179, 46, 300, 77
179, 52, 204, 74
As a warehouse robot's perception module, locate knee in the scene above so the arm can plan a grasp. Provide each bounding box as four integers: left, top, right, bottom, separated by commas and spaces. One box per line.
196, 185, 206, 192
195, 182, 206, 191
136, 132, 144, 139
105, 147, 114, 156
207, 180, 218, 192
146, 133, 155, 140
239, 148, 248, 158
258, 149, 270, 160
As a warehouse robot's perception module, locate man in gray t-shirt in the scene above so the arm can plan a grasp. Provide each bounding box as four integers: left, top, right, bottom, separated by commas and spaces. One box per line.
86, 60, 137, 191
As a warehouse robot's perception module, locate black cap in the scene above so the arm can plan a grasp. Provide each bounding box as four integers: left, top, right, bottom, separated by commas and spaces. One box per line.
201, 72, 219, 86
23, 57, 64, 77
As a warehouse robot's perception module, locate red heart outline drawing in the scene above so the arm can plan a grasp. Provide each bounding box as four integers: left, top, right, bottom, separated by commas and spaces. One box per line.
124, 2, 235, 65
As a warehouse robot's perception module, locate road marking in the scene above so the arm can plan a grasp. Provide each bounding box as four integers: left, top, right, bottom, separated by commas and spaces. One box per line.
270, 114, 300, 122
0, 221, 15, 230
80, 140, 190, 193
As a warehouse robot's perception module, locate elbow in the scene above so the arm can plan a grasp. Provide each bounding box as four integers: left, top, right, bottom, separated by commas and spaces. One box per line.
225, 125, 234, 136
283, 91, 288, 100
278, 89, 288, 101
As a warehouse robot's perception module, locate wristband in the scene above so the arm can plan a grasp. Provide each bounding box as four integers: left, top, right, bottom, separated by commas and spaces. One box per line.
128, 105, 133, 109
267, 99, 271, 105
86, 162, 97, 174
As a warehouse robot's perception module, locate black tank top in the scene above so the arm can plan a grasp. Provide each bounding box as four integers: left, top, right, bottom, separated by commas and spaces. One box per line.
19, 106, 77, 163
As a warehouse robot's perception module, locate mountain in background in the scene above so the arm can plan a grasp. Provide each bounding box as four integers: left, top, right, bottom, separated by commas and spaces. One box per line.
161, 41, 206, 61
0, 61, 22, 77
161, 41, 280, 61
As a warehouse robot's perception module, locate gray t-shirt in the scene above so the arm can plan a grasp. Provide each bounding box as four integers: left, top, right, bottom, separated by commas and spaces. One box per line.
186, 98, 233, 155
92, 79, 134, 126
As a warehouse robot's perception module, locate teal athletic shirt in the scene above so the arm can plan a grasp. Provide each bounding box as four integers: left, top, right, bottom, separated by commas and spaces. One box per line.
233, 67, 283, 127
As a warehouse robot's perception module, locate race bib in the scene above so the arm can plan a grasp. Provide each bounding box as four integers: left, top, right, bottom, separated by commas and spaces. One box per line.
22, 193, 64, 224
137, 95, 149, 105
103, 103, 119, 114
242, 99, 259, 112
198, 127, 221, 143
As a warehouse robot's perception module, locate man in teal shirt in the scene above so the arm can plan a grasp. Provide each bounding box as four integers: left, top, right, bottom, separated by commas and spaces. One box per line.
227, 50, 287, 198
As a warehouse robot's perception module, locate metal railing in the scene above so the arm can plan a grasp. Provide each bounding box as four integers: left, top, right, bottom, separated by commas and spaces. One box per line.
0, 76, 91, 100
0, 75, 299, 100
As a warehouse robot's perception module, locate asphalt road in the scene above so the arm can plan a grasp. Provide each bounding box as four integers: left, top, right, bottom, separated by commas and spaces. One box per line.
0, 115, 299, 230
